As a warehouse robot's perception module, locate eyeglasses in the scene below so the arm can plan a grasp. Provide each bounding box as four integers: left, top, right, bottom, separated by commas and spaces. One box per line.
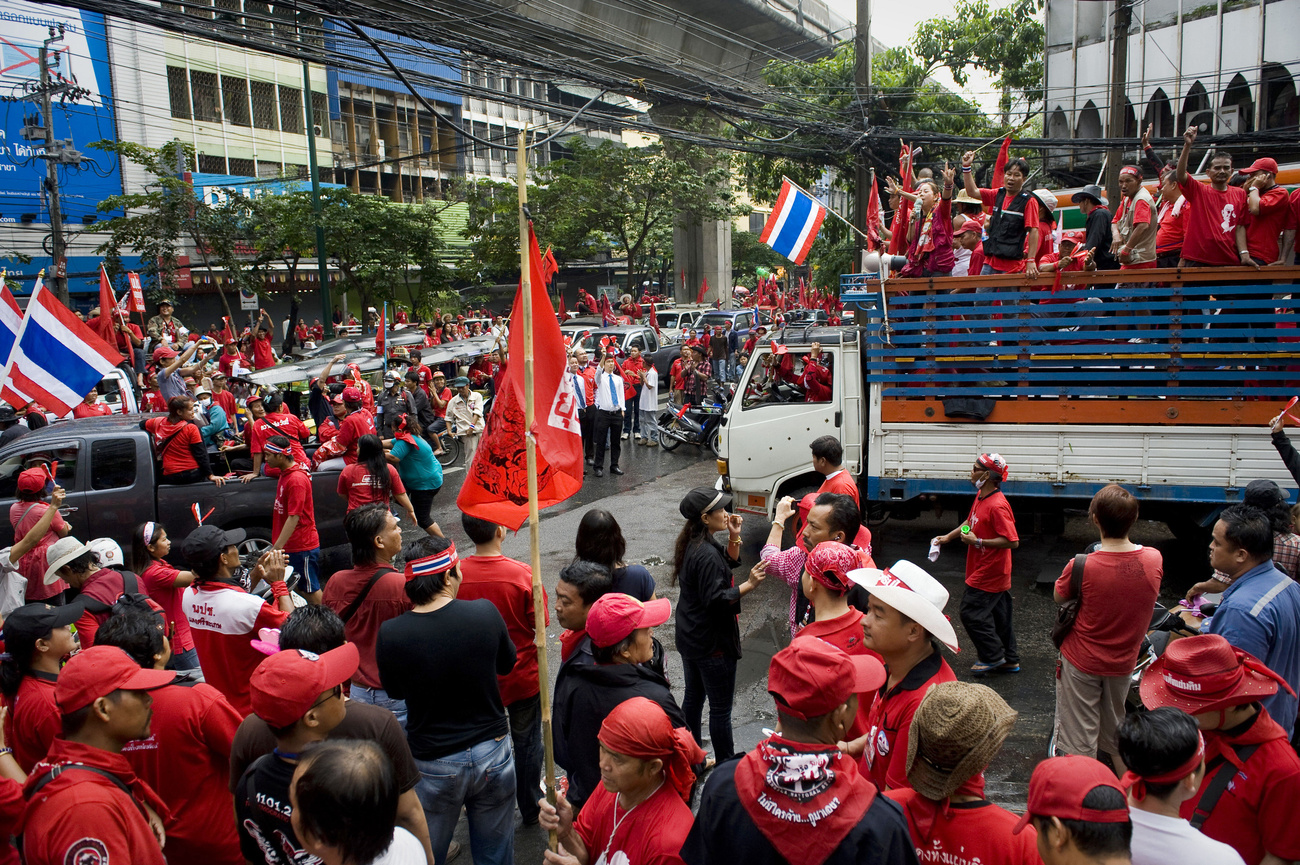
309, 684, 344, 711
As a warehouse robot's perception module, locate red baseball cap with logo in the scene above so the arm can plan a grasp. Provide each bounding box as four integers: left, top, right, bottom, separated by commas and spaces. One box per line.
55, 645, 177, 713
16, 467, 49, 494
768, 639, 885, 721
1013, 755, 1129, 834
585, 594, 671, 648
250, 644, 359, 728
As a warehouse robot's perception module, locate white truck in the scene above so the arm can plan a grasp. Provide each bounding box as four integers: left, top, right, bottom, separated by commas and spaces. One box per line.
716, 267, 1300, 542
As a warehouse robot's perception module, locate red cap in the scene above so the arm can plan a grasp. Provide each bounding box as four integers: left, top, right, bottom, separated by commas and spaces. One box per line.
1013, 756, 1129, 834
250, 644, 359, 728
953, 217, 984, 236
17, 467, 48, 494
1139, 633, 1292, 715
1241, 157, 1279, 175
768, 639, 885, 721
585, 594, 671, 648
333, 385, 363, 405
55, 645, 177, 713
151, 345, 177, 362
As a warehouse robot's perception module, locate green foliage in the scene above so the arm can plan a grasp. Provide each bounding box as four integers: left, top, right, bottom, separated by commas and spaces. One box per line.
453, 179, 543, 284
912, 0, 1046, 122
732, 230, 788, 282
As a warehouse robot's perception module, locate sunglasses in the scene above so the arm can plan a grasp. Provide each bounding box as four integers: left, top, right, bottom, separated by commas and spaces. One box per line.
309, 684, 344, 711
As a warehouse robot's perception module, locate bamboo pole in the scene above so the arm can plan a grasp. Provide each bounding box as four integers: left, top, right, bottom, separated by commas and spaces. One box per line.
518, 130, 559, 853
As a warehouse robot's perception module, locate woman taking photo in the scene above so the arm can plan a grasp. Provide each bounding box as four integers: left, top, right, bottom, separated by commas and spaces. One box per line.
574, 509, 654, 601
141, 396, 226, 485
671, 487, 766, 765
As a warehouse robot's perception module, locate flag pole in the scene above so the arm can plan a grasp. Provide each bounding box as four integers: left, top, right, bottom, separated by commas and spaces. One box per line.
518, 130, 559, 853
781, 175, 872, 246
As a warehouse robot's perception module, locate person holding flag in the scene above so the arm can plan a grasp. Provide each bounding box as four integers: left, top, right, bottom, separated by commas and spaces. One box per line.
887, 164, 958, 278
961, 140, 1042, 278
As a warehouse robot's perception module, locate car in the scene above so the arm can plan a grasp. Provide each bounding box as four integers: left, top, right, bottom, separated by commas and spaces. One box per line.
580, 325, 683, 378
691, 309, 762, 341
653, 308, 701, 341
785, 309, 830, 326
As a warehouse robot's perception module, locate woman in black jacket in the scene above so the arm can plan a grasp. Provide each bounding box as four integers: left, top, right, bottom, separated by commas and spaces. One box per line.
552, 592, 683, 810
671, 487, 766, 764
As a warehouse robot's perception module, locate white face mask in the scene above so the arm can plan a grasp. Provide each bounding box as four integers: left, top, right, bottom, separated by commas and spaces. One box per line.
198, 397, 211, 407
973, 476, 985, 490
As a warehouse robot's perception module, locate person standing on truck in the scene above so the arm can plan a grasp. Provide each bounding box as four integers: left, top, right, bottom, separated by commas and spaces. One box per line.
9, 468, 72, 603
146, 297, 185, 345
812, 435, 860, 505
1071, 185, 1119, 272
960, 151, 1042, 279
250, 309, 278, 370
142, 396, 226, 486
931, 453, 1021, 676
1175, 126, 1246, 268
801, 343, 833, 402
265, 435, 323, 606
1237, 157, 1296, 268
1111, 167, 1160, 270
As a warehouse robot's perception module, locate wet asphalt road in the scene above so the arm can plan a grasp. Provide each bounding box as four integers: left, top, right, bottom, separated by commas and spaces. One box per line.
405, 440, 1208, 864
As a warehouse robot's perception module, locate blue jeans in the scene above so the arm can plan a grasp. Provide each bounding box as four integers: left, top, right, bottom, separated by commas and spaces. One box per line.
287, 548, 320, 593
350, 684, 407, 730
415, 734, 516, 865
507, 695, 542, 823
169, 647, 201, 671
682, 654, 737, 761
623, 392, 641, 436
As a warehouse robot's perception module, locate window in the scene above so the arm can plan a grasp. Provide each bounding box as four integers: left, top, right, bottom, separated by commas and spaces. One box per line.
628, 334, 646, 352
740, 349, 834, 408
167, 66, 191, 119
279, 85, 304, 133
185, 0, 213, 19
228, 156, 255, 176
256, 160, 281, 178
244, 0, 270, 30
190, 70, 221, 123
310, 91, 328, 132
213, 0, 240, 20
91, 440, 136, 491
250, 80, 278, 130
222, 76, 250, 126
0, 444, 79, 498
198, 153, 227, 173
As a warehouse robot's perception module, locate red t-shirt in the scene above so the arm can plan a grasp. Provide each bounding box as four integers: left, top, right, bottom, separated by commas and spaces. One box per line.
120, 682, 244, 865
9, 501, 68, 601
794, 610, 880, 739
72, 401, 113, 418
413, 364, 433, 396
573, 777, 693, 865
1242, 185, 1297, 264
965, 490, 1018, 592
456, 554, 549, 706
1181, 708, 1300, 865
251, 332, 275, 369
336, 463, 406, 511
1055, 547, 1162, 676
430, 385, 451, 418
144, 417, 202, 474
140, 559, 196, 652
1156, 197, 1187, 254
217, 351, 245, 378
73, 569, 136, 648
885, 788, 1040, 865
142, 390, 167, 414
1177, 177, 1246, 266
321, 564, 410, 690
211, 390, 237, 426
272, 467, 319, 552
1291, 188, 1300, 250
863, 651, 958, 792
817, 469, 860, 506
183, 583, 290, 715
337, 410, 377, 464
978, 188, 1041, 273
4, 673, 58, 772
248, 413, 309, 465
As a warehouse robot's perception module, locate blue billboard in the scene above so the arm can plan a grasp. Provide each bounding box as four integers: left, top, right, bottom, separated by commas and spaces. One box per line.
323, 22, 461, 119
0, 0, 123, 225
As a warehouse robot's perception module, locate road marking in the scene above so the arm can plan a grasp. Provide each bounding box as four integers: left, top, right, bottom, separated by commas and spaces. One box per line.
443, 466, 465, 475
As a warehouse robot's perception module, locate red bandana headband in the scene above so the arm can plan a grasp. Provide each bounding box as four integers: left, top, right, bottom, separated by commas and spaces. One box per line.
1120, 732, 1205, 800
1119, 166, 1142, 180
404, 544, 458, 582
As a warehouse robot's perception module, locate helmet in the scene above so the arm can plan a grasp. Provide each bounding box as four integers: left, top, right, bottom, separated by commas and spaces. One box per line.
87, 538, 126, 570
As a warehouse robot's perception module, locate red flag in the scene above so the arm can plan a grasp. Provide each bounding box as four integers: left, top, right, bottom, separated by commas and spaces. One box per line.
541, 246, 559, 285
457, 224, 583, 530
991, 136, 1012, 193
648, 298, 660, 335
375, 305, 386, 356
696, 277, 709, 305
557, 291, 567, 318
598, 293, 615, 326
866, 177, 884, 251
92, 266, 122, 359
888, 145, 914, 255
126, 273, 145, 313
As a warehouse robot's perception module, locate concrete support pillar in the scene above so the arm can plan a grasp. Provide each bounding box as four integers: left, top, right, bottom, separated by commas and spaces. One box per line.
673, 216, 731, 306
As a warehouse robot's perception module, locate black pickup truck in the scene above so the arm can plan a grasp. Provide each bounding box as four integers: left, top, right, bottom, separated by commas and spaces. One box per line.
0, 416, 348, 567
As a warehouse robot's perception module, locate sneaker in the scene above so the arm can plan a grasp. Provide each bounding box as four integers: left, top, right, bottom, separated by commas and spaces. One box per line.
621, 433, 629, 440
647, 439, 658, 447
995, 662, 1021, 674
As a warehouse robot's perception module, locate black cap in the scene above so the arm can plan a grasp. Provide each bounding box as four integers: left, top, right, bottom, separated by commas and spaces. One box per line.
1245, 478, 1288, 509
2, 602, 83, 644
679, 487, 733, 521
180, 524, 247, 564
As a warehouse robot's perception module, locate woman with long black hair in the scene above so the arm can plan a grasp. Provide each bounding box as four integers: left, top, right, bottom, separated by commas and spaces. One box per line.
574, 508, 655, 602
337, 434, 422, 529
0, 602, 81, 771
671, 487, 766, 764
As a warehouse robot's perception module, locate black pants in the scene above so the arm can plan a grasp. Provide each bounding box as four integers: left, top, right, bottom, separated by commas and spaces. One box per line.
408, 487, 440, 529
960, 585, 1019, 666
507, 694, 542, 823
579, 407, 594, 459
682, 654, 737, 761
161, 468, 206, 484
592, 409, 622, 469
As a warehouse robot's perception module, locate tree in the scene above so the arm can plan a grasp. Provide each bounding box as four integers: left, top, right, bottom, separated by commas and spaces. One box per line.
455, 179, 543, 285
912, 0, 1046, 124
732, 230, 788, 283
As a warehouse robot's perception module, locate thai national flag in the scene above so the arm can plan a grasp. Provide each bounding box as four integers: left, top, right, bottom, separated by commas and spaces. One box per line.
759, 179, 827, 266
0, 278, 124, 415
0, 282, 22, 372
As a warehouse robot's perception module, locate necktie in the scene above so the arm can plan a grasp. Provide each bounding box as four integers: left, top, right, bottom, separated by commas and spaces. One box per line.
608, 374, 619, 408
574, 374, 585, 409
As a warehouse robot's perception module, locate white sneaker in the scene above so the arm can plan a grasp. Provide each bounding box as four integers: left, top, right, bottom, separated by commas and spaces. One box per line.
621, 433, 629, 440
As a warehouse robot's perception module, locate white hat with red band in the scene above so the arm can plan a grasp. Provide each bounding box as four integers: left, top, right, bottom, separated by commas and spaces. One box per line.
848, 560, 960, 652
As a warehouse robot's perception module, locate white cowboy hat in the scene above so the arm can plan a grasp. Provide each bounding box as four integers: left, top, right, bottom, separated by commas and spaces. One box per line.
848, 560, 960, 652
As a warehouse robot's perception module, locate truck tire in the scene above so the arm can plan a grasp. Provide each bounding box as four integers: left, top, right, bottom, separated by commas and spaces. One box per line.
708, 428, 723, 459
236, 527, 273, 560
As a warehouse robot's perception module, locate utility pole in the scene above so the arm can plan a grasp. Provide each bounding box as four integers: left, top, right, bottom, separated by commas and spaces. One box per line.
852, 0, 872, 269
33, 29, 78, 305
1104, 0, 1133, 208
301, 59, 332, 337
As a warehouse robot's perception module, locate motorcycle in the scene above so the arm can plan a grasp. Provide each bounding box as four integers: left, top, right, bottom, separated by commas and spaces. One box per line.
658, 396, 726, 458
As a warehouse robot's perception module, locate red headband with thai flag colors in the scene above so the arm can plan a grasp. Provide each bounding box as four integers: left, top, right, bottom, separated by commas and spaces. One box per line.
404, 544, 458, 581
263, 440, 293, 456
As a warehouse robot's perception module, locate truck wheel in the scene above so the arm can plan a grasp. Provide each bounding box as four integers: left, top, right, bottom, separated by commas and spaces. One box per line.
237, 527, 273, 560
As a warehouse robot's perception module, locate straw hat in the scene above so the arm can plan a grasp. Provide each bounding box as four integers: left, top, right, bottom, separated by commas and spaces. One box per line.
906, 682, 1018, 800
953, 190, 982, 206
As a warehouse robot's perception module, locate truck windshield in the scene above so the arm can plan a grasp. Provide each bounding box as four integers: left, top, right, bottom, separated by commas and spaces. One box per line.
740, 349, 834, 408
